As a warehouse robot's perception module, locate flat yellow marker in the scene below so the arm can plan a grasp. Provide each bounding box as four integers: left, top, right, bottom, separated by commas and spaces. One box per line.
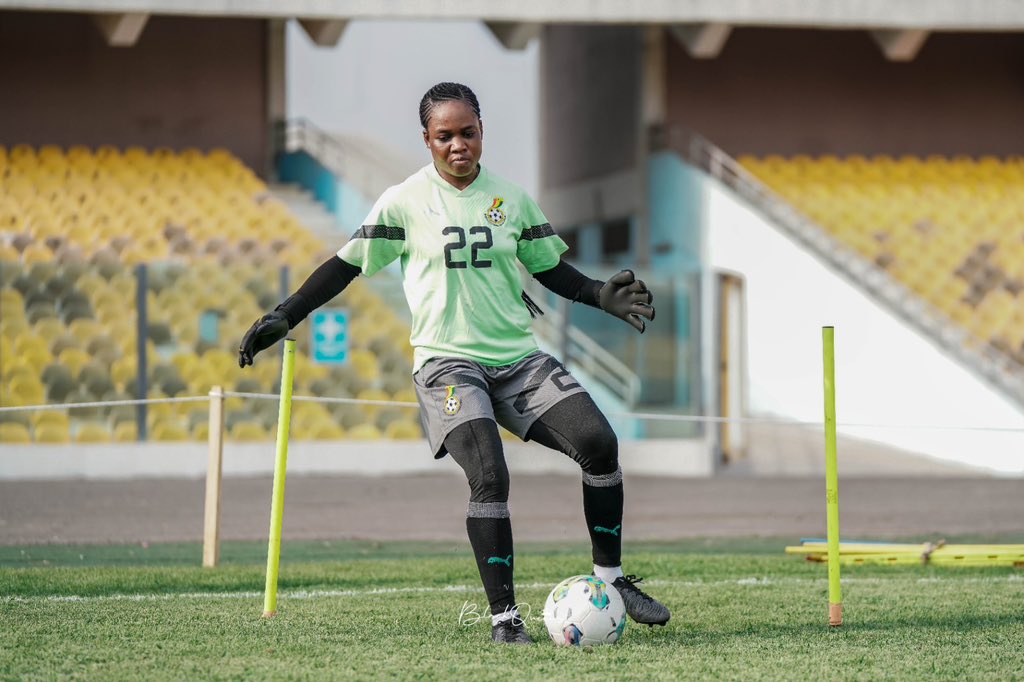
787, 542, 1024, 567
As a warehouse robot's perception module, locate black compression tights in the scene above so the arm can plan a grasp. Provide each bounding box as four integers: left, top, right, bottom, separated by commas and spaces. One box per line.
443, 393, 619, 503
445, 419, 510, 504
528, 394, 623, 568
445, 394, 623, 579
526, 393, 619, 475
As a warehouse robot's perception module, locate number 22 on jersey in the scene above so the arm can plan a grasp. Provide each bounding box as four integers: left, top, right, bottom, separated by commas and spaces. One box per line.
442, 225, 493, 269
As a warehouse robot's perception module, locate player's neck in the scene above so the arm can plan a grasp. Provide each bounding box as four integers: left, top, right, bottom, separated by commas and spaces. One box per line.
436, 163, 480, 191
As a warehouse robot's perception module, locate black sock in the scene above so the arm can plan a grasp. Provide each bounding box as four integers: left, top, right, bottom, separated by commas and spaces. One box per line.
466, 502, 515, 616
582, 467, 624, 568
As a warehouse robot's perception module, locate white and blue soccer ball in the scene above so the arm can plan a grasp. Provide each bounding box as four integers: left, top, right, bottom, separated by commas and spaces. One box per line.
543, 575, 627, 646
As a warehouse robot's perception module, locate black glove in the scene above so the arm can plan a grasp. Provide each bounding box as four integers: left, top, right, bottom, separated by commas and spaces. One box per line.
598, 269, 655, 333
238, 310, 290, 367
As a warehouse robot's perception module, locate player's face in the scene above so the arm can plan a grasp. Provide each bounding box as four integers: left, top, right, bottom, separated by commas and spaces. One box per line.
423, 100, 483, 189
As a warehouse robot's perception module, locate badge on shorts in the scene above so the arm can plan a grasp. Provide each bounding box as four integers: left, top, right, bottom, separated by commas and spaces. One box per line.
485, 197, 506, 226
443, 385, 461, 416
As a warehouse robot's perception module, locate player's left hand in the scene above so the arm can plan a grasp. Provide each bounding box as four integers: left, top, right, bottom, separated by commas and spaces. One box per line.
598, 269, 655, 333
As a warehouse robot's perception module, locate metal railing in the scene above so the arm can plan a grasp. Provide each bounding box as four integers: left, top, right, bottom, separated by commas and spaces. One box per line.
653, 125, 1024, 411
527, 296, 642, 408
274, 118, 414, 201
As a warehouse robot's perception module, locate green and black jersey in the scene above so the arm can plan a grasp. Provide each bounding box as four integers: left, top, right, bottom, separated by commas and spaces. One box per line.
338, 163, 568, 372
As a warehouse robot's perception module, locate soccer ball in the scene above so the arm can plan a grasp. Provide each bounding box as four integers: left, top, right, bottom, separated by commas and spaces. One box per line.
543, 575, 627, 646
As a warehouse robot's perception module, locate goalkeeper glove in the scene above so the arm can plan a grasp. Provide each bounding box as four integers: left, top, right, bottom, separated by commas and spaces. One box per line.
238, 310, 290, 367
598, 269, 655, 333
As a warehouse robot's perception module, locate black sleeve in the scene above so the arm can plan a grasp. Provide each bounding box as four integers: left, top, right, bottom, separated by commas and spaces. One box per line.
532, 259, 603, 308
275, 255, 361, 328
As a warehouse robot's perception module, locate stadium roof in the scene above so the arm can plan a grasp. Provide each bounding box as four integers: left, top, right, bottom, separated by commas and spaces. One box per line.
4, 0, 1022, 59
4, 0, 1023, 29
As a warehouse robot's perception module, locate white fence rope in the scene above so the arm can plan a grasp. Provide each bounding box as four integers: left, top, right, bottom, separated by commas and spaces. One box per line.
0, 396, 208, 413
1, 393, 1022, 433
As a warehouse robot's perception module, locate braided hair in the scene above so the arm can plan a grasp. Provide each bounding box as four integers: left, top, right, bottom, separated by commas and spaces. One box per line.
419, 82, 481, 129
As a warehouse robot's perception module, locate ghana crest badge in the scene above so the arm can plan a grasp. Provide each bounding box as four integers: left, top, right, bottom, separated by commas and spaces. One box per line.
485, 197, 506, 226
443, 386, 461, 416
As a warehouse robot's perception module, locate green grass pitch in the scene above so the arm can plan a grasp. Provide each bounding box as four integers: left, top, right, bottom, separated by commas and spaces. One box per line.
2, 539, 1022, 680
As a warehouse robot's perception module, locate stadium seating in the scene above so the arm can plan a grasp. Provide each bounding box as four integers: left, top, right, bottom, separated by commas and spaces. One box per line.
1, 144, 417, 442
385, 420, 422, 440
2, 145, 327, 268
34, 422, 71, 443
113, 421, 138, 442
740, 154, 1024, 365
75, 422, 112, 443
0, 422, 31, 443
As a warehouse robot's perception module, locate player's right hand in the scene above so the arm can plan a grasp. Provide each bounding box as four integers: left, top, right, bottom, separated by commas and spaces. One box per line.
598, 269, 656, 333
238, 311, 290, 367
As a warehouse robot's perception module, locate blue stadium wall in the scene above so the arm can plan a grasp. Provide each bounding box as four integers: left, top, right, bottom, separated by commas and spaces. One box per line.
275, 151, 373, 233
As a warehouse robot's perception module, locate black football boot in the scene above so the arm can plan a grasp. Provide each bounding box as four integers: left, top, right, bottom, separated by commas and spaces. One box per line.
612, 575, 671, 626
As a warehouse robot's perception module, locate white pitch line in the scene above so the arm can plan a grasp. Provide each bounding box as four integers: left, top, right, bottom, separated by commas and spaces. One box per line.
2, 574, 1020, 605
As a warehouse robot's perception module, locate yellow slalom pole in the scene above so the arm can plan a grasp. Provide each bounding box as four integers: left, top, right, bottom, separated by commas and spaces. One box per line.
263, 338, 297, 618
822, 327, 842, 626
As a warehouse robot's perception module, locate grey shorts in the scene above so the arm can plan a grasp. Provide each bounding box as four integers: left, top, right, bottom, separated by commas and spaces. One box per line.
413, 350, 589, 458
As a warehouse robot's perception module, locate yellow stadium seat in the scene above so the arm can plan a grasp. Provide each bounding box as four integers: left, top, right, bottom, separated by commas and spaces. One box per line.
19, 342, 53, 369
75, 422, 111, 443
5, 377, 45, 406
1, 286, 24, 306
307, 421, 345, 440
32, 317, 65, 339
14, 333, 45, 356
21, 243, 53, 264
385, 420, 422, 440
2, 360, 33, 382
229, 421, 267, 441
1, 317, 29, 340
0, 422, 31, 443
68, 318, 102, 339
355, 388, 389, 419
32, 410, 69, 430
57, 347, 91, 377
347, 350, 379, 383
391, 388, 418, 405
345, 423, 382, 440
113, 421, 138, 442
110, 356, 137, 388
34, 422, 70, 443
145, 391, 178, 424
151, 419, 189, 441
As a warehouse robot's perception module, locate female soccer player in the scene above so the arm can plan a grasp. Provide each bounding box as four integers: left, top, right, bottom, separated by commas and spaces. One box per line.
240, 82, 669, 644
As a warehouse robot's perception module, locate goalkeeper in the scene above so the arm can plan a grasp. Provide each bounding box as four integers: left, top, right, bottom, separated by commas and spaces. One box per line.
240, 82, 670, 644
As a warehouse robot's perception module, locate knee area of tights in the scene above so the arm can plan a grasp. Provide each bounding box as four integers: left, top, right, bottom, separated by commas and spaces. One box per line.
469, 484, 509, 505
468, 464, 510, 503
580, 429, 618, 462
579, 438, 618, 476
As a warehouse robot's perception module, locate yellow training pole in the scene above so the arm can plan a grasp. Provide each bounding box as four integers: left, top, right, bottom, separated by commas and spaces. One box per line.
263, 338, 297, 618
822, 326, 842, 626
